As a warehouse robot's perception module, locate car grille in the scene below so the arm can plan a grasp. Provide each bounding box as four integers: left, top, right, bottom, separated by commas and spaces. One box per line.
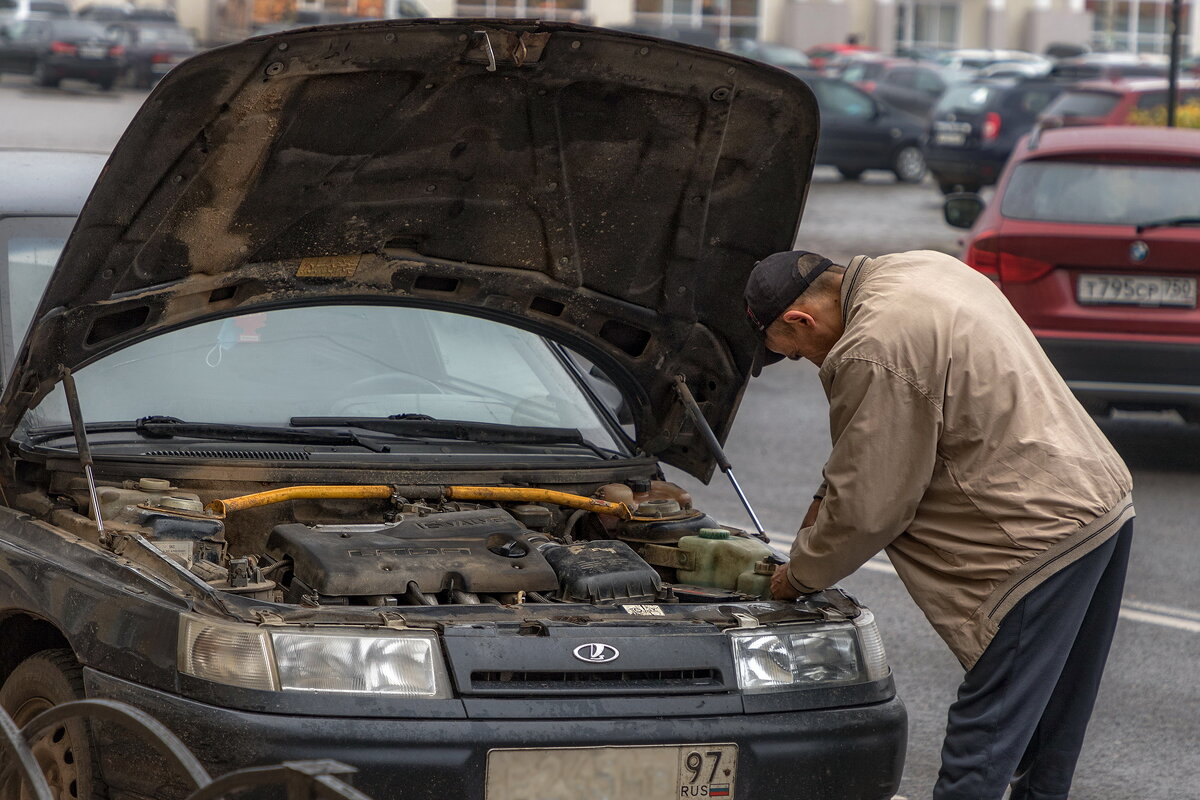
470, 668, 724, 694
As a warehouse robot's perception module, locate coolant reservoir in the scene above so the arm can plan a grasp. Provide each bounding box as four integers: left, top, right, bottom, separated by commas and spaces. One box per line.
677, 529, 775, 598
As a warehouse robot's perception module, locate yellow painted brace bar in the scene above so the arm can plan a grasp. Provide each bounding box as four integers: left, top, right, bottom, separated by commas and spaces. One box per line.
205, 485, 647, 520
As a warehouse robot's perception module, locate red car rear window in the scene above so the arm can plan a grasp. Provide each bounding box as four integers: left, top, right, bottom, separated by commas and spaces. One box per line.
999, 160, 1200, 225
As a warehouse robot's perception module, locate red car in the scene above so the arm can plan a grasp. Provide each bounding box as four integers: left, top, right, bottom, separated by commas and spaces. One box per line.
944, 126, 1200, 422
1039, 78, 1200, 127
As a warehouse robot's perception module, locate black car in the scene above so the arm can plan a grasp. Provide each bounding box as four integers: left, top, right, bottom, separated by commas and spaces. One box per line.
806, 74, 928, 182
106, 20, 196, 87
0, 22, 906, 800
0, 16, 121, 88
925, 77, 1063, 194
836, 57, 947, 119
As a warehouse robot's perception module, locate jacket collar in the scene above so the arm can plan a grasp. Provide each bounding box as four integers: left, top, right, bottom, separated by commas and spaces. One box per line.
840, 254, 872, 326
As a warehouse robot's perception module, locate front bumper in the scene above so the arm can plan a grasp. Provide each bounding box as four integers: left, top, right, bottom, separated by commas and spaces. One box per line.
85, 668, 907, 800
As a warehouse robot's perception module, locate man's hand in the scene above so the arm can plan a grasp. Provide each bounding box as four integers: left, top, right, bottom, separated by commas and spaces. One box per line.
771, 563, 802, 600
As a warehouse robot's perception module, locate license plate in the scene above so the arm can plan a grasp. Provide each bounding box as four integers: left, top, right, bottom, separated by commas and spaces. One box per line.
1077, 274, 1198, 308
79, 46, 106, 59
486, 743, 738, 800
934, 131, 966, 146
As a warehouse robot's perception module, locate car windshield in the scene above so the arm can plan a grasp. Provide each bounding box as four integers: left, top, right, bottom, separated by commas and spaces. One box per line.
50, 20, 113, 38
1000, 161, 1200, 225
840, 61, 884, 82
22, 305, 626, 451
1043, 90, 1120, 119
936, 84, 995, 113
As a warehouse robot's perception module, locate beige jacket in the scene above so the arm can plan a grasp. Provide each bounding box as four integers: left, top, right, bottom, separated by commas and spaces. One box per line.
786, 250, 1134, 669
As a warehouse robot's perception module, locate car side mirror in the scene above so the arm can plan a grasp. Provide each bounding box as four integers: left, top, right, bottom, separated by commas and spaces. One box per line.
944, 193, 985, 229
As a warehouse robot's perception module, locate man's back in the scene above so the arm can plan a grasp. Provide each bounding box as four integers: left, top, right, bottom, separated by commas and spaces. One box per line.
812, 250, 1132, 666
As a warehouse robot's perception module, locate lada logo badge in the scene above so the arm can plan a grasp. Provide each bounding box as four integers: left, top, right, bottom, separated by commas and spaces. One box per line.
1130, 241, 1149, 262
572, 643, 620, 663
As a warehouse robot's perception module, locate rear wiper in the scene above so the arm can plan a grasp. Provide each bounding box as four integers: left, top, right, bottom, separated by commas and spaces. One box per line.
291, 416, 620, 458
1134, 216, 1200, 233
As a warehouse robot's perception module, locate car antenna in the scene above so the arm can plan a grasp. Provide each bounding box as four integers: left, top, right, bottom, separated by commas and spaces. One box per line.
58, 366, 106, 542
672, 375, 767, 539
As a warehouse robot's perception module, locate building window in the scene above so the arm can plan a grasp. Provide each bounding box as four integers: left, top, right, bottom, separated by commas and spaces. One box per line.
1086, 0, 1191, 54
633, 0, 760, 42
895, 1, 960, 50
455, 0, 587, 22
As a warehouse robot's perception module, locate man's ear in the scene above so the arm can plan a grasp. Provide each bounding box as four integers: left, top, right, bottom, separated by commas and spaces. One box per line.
780, 309, 814, 327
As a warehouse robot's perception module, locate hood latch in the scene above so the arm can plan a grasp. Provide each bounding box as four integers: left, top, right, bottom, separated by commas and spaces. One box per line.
464, 29, 551, 71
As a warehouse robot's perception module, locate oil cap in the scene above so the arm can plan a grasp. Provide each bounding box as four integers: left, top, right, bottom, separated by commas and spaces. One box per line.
698, 528, 731, 540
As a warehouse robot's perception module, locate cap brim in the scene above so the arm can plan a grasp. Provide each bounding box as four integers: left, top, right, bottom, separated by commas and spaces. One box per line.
751, 342, 786, 376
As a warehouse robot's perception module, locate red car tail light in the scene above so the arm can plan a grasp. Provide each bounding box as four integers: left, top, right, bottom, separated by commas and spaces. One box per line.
50, 41, 78, 55
859, 80, 877, 93
151, 51, 172, 63
997, 252, 1054, 283
108, 45, 125, 57
982, 112, 1002, 142
965, 233, 1000, 280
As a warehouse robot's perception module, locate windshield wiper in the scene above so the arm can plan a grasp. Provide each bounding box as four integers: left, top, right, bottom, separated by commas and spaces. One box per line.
1134, 216, 1200, 233
130, 416, 390, 452
290, 416, 621, 459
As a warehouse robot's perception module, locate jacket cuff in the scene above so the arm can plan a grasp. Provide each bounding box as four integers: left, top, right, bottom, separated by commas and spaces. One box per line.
785, 567, 820, 595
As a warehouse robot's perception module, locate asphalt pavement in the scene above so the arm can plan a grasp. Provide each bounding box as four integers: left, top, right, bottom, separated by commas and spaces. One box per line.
2, 76, 1198, 800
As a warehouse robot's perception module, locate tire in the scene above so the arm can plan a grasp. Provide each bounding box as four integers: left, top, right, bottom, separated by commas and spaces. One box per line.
95, 78, 115, 92
32, 61, 59, 89
837, 167, 865, 181
892, 145, 927, 183
0, 649, 107, 800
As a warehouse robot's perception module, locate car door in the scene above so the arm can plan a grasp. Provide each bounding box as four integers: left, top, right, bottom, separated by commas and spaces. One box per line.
7, 19, 44, 73
876, 67, 925, 117
0, 18, 30, 72
812, 78, 889, 170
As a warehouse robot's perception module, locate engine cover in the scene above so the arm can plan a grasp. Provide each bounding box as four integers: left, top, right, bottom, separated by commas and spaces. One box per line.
267, 509, 559, 597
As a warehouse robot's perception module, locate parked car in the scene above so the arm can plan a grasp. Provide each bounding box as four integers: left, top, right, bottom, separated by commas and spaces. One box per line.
805, 41, 874, 71
944, 126, 1200, 422
1038, 78, 1200, 127
0, 17, 122, 89
0, 22, 906, 800
925, 77, 1064, 193
836, 55, 947, 119
0, 0, 69, 25
105, 20, 197, 87
935, 48, 1050, 74
723, 37, 816, 77
1048, 53, 1168, 82
805, 74, 928, 181
74, 2, 134, 20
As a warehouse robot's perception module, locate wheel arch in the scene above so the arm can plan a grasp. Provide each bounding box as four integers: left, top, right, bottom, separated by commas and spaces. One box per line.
0, 611, 74, 687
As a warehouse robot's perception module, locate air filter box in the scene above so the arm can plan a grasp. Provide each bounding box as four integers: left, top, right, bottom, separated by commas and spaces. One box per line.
542, 540, 661, 604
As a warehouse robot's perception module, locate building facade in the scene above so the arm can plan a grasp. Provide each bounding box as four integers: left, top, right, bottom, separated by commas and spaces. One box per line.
174, 0, 1199, 56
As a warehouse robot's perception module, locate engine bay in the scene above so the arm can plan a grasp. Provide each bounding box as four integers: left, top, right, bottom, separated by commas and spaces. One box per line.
58, 476, 782, 609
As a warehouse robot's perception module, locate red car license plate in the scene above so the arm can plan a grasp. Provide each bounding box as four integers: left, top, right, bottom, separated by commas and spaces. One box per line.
1077, 274, 1198, 308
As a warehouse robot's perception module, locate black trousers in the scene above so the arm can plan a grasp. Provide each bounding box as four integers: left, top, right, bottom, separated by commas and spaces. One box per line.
932, 519, 1134, 800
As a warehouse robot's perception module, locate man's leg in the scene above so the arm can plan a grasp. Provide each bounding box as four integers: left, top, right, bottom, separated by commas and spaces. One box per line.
1009, 520, 1133, 800
932, 523, 1130, 800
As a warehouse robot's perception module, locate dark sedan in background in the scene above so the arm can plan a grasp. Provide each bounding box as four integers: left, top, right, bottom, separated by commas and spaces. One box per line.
0, 16, 121, 88
806, 75, 928, 182
105, 19, 196, 86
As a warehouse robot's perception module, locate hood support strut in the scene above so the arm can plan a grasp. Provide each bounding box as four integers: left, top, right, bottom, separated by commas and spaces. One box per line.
672, 375, 767, 539
59, 366, 106, 542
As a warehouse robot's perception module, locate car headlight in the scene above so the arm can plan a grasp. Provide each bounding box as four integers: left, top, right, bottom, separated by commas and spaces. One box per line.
272, 629, 449, 697
729, 611, 889, 693
178, 613, 450, 697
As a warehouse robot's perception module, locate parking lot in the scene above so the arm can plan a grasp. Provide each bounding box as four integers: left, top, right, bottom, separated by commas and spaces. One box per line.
2, 72, 1199, 799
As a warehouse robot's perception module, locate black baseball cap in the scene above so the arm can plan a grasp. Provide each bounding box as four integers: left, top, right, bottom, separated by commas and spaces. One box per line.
745, 250, 834, 372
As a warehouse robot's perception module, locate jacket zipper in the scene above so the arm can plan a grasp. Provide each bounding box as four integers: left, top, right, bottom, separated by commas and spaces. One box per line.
985, 502, 1133, 620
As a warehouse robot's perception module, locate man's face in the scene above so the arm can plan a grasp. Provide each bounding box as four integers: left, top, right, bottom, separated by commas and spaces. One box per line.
762, 306, 842, 367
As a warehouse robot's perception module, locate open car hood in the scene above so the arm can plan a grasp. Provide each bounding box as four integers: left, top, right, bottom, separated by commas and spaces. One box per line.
0, 20, 817, 479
